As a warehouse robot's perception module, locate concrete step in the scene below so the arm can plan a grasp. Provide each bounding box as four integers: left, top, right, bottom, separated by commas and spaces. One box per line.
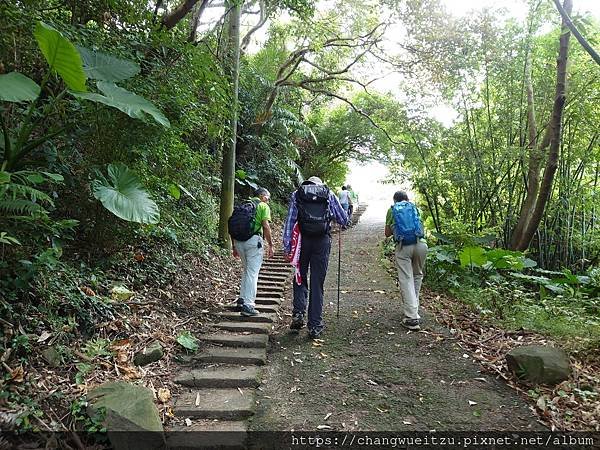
258, 274, 288, 282
260, 270, 291, 277
215, 322, 272, 334
167, 420, 247, 450
261, 262, 290, 269
254, 290, 283, 299
193, 346, 267, 365
254, 297, 281, 306
174, 389, 255, 420
256, 283, 284, 291
199, 333, 269, 348
219, 312, 276, 323
224, 304, 278, 313
174, 366, 260, 388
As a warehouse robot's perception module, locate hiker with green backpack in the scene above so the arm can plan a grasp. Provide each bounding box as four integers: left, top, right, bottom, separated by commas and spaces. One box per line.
384, 191, 428, 331
228, 187, 274, 317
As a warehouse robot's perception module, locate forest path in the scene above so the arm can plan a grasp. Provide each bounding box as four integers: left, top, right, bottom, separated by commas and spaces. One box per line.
250, 201, 545, 433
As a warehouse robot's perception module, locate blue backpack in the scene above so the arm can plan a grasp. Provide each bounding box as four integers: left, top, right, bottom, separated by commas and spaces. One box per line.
391, 201, 424, 245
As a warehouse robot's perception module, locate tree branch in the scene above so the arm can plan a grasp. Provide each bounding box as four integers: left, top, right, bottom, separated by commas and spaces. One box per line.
161, 0, 204, 30
552, 0, 600, 66
241, 0, 270, 52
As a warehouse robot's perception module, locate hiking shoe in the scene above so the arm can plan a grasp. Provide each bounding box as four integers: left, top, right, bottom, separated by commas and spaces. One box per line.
308, 328, 323, 339
233, 298, 244, 312
290, 313, 304, 330
402, 318, 420, 331
240, 305, 259, 317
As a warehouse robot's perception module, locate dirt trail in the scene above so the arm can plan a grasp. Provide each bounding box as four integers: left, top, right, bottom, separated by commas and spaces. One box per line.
251, 203, 544, 432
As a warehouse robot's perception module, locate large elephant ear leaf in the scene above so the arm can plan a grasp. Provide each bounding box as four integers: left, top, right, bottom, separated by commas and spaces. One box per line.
77, 46, 140, 81
0, 73, 41, 102
92, 163, 160, 224
34, 22, 87, 92
73, 81, 170, 128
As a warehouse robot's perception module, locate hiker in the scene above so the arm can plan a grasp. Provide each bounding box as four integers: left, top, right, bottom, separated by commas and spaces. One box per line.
229, 187, 274, 317
338, 185, 352, 218
384, 191, 427, 331
283, 176, 348, 338
347, 184, 358, 220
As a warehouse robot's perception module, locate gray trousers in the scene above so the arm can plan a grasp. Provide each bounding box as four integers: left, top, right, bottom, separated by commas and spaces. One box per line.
395, 241, 428, 320
234, 235, 264, 307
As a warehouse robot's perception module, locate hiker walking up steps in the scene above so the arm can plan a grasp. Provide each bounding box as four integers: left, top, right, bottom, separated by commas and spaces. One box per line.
283, 176, 348, 339
228, 187, 274, 317
384, 191, 428, 331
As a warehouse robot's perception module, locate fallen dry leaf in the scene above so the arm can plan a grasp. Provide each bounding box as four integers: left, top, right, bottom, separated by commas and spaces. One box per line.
81, 286, 96, 297
37, 331, 52, 343
10, 366, 25, 383
158, 388, 171, 403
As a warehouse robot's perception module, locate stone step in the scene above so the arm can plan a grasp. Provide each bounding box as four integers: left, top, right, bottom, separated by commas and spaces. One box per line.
194, 346, 267, 365
199, 333, 269, 348
167, 420, 247, 450
174, 366, 260, 388
257, 283, 284, 291
261, 262, 289, 268
254, 290, 283, 299
254, 297, 281, 306
174, 389, 254, 420
260, 267, 291, 274
215, 322, 272, 334
258, 275, 288, 282
224, 304, 278, 313
219, 312, 276, 323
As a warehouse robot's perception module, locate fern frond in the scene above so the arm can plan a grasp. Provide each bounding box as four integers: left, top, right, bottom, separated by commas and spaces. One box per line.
0, 199, 46, 216
3, 183, 53, 205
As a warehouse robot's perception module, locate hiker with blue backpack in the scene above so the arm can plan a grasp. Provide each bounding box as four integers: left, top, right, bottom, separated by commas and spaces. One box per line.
283, 176, 349, 339
384, 191, 428, 331
228, 187, 274, 317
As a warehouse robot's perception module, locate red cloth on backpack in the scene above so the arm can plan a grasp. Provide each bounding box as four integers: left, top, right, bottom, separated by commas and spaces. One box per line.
290, 222, 302, 285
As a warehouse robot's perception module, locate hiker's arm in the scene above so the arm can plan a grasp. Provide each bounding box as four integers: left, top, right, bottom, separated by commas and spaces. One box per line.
262, 220, 274, 258
385, 225, 393, 238
231, 237, 239, 257
283, 193, 297, 254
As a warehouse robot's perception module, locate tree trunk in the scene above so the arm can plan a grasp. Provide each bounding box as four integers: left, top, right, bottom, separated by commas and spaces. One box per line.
514, 0, 572, 251
509, 45, 542, 248
218, 0, 242, 248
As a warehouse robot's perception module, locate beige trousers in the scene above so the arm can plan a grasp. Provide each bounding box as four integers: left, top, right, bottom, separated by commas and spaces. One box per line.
394, 241, 428, 320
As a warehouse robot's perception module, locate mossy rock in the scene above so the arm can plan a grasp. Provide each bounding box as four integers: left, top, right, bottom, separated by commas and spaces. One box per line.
88, 381, 165, 450
506, 345, 570, 386
134, 342, 164, 366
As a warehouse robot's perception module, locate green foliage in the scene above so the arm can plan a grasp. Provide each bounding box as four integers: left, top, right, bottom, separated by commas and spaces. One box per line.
176, 331, 199, 352
77, 46, 140, 82
92, 163, 160, 224
34, 21, 87, 92
74, 81, 170, 128
0, 72, 41, 102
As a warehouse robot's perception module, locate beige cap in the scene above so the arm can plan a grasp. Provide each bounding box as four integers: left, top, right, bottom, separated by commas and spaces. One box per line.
307, 176, 323, 184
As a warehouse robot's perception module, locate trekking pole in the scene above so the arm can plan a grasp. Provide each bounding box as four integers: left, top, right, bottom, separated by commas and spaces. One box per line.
337, 225, 342, 319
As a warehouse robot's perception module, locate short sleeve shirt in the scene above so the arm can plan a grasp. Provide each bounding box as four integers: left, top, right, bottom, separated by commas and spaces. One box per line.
338, 190, 350, 205
385, 207, 394, 227
252, 198, 271, 234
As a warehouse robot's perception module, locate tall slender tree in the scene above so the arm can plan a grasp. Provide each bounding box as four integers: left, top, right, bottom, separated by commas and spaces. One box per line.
218, 0, 242, 248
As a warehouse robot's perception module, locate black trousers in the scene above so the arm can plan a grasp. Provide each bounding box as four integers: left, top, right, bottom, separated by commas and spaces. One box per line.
292, 234, 332, 330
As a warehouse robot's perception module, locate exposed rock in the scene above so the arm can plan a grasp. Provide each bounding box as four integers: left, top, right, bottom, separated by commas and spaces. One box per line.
134, 342, 163, 366
41, 346, 62, 367
506, 345, 571, 385
88, 381, 165, 450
